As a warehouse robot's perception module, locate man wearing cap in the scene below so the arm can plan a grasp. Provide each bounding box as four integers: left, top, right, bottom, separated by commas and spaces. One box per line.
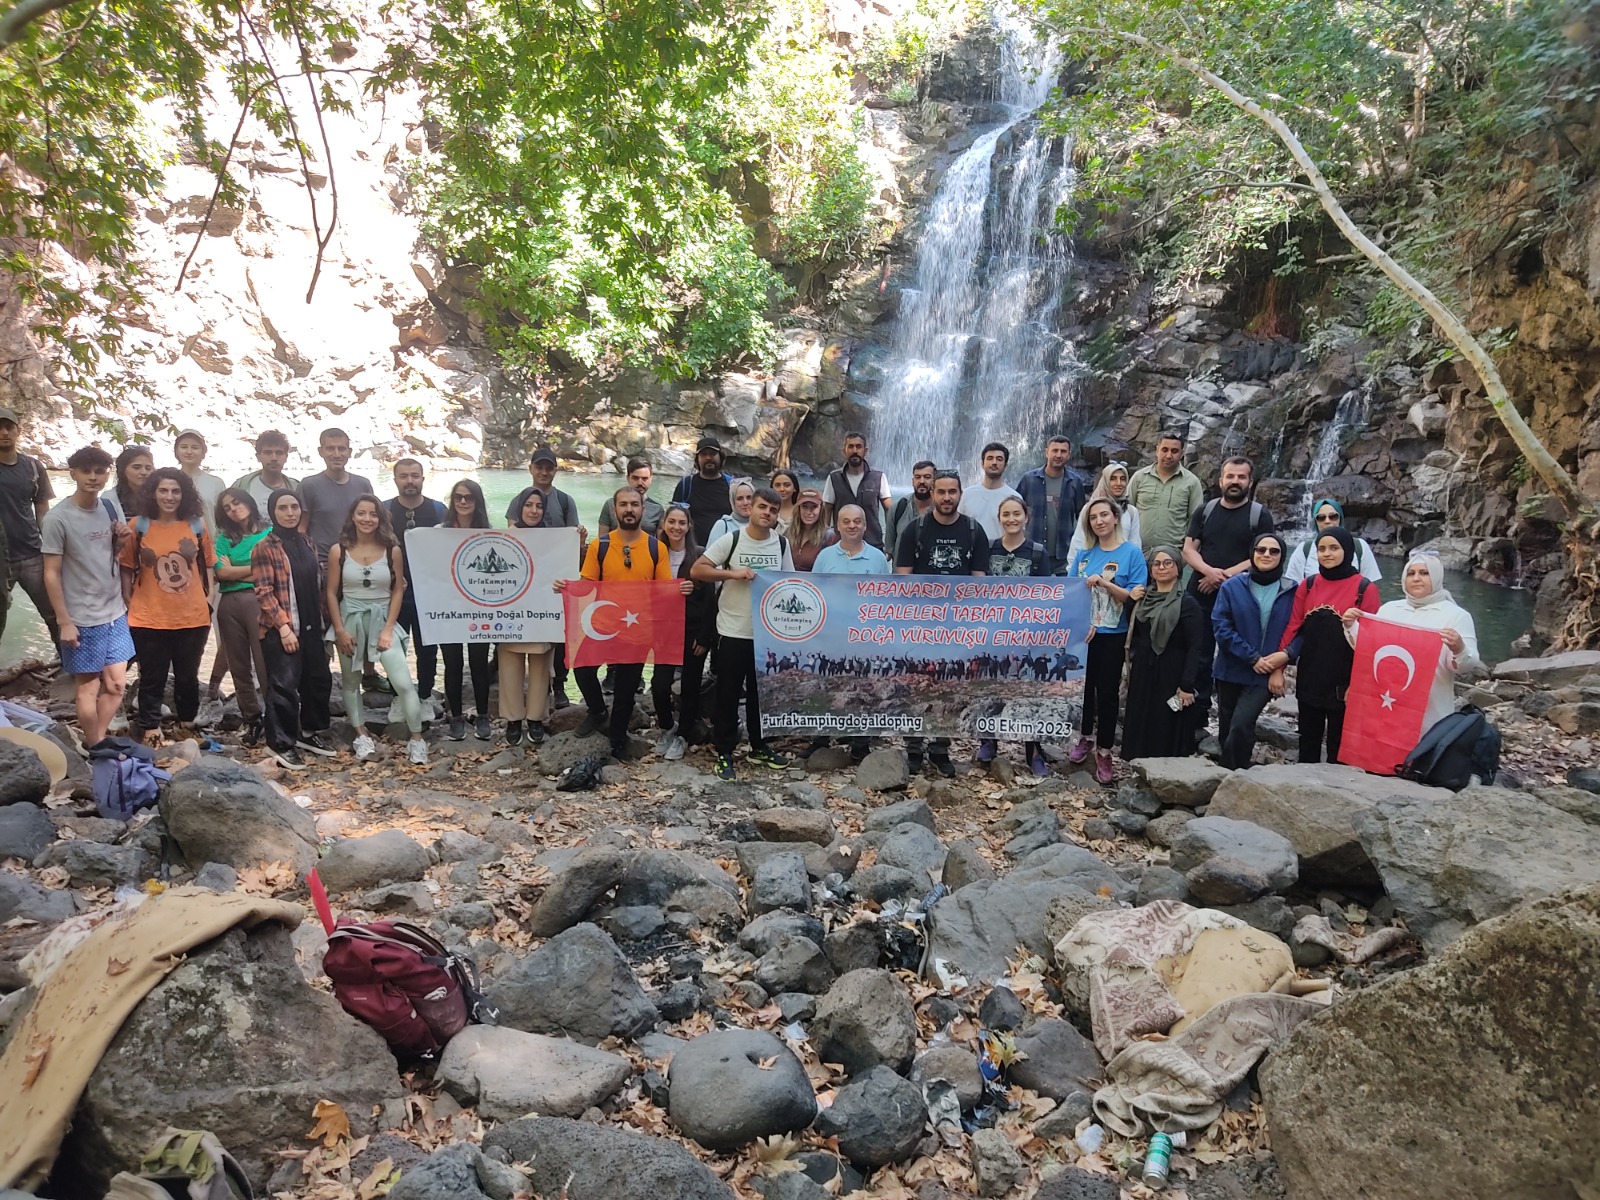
174, 429, 226, 518
506, 446, 585, 536
0, 405, 60, 645
671, 437, 734, 546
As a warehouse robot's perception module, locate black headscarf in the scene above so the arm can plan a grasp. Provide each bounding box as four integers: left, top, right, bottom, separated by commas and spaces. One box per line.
1315, 526, 1359, 581
267, 488, 320, 625
1248, 532, 1287, 586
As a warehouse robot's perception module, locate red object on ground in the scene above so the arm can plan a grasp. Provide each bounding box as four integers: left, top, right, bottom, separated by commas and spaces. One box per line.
563, 579, 685, 668
1341, 616, 1444, 776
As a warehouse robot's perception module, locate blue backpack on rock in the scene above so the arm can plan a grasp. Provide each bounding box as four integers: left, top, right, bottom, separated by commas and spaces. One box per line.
89, 736, 171, 820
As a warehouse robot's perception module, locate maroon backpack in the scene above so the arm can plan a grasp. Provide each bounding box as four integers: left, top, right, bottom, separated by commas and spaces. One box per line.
309, 869, 495, 1056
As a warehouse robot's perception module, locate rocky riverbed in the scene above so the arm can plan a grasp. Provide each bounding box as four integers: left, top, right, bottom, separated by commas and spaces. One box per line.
1, 653, 1598, 1200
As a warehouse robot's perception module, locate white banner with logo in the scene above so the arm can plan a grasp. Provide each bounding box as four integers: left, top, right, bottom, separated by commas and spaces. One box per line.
406, 527, 578, 643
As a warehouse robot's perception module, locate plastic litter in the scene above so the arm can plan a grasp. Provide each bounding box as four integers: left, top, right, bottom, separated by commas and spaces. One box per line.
1141, 1132, 1173, 1187
1075, 1124, 1104, 1155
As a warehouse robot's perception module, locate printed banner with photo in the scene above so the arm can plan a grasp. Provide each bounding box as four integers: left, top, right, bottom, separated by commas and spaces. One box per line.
407, 527, 578, 643
752, 572, 1091, 741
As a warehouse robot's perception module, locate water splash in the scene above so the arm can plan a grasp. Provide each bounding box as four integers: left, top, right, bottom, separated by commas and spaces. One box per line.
870, 14, 1078, 482
1297, 385, 1370, 533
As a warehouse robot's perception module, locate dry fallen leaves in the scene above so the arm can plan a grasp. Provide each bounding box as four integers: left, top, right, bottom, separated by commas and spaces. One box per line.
307, 1099, 352, 1148
21, 1035, 51, 1088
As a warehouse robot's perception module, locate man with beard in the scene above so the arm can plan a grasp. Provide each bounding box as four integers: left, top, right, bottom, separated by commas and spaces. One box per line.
506, 446, 585, 536
1182, 456, 1274, 734
385, 458, 446, 701
823, 431, 890, 548
957, 442, 1021, 541
1127, 429, 1204, 558
672, 437, 734, 545
895, 471, 988, 777
556, 488, 673, 760
885, 460, 936, 555
598, 457, 665, 535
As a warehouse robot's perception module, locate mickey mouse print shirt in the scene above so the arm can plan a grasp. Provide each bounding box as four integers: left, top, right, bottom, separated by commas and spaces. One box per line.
119, 518, 214, 629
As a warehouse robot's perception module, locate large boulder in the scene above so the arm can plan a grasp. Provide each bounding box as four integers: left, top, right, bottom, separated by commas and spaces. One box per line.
924, 844, 1133, 981
159, 759, 319, 875
483, 1117, 734, 1200
1353, 785, 1600, 954
528, 846, 630, 937
614, 850, 742, 928
1491, 648, 1600, 687
1261, 885, 1600, 1200
1130, 758, 1231, 808
1167, 816, 1298, 905
491, 922, 658, 1044
668, 1028, 817, 1150
59, 925, 401, 1194
0, 742, 50, 806
812, 1066, 926, 1168
1207, 763, 1452, 889
0, 872, 74, 924
389, 1144, 526, 1200
316, 830, 431, 893
0, 803, 56, 861
436, 1025, 632, 1119
810, 968, 917, 1075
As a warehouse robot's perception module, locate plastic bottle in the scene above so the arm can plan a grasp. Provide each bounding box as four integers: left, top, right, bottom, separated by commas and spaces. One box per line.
1141, 1132, 1173, 1187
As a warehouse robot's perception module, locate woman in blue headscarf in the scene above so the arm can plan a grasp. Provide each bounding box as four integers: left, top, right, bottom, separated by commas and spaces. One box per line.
1283, 498, 1382, 589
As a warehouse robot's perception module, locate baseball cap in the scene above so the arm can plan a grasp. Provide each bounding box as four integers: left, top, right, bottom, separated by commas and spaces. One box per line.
0, 406, 19, 425
695, 436, 723, 454
530, 446, 558, 466
173, 428, 208, 449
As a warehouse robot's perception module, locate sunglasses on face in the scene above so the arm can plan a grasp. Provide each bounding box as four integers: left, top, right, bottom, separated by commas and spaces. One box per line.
1256, 547, 1283, 557
1316, 512, 1339, 523
453, 493, 474, 502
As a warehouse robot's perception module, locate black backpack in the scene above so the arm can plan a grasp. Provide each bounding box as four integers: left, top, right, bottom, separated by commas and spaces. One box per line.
1398, 705, 1500, 791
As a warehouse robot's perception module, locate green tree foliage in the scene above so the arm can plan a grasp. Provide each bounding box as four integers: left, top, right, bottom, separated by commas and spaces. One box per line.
0, 0, 356, 413
1033, 0, 1600, 321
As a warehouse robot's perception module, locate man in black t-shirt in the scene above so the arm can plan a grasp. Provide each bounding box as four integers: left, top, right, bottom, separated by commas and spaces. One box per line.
671, 437, 734, 545
894, 471, 989, 775
1182, 456, 1275, 732
387, 458, 446, 701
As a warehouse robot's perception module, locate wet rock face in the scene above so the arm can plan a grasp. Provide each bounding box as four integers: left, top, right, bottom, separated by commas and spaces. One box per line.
1262, 885, 1600, 1200
60, 925, 402, 1195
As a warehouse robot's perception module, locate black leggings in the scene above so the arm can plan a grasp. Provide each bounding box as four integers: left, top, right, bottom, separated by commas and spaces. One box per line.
1216, 679, 1273, 769
261, 627, 333, 751
1080, 630, 1127, 747
130, 625, 209, 733
441, 642, 491, 717
1298, 702, 1346, 764
652, 644, 707, 735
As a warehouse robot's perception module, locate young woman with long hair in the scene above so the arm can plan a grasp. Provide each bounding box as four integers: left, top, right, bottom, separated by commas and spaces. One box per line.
113, 445, 153, 519
327, 494, 426, 764
119, 467, 214, 743
252, 489, 334, 770
787, 488, 831, 570
498, 489, 555, 746
440, 478, 494, 740
213, 487, 271, 747
650, 503, 712, 758
769, 469, 801, 534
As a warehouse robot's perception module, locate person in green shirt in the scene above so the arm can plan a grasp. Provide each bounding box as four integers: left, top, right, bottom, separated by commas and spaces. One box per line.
213, 487, 273, 746
1126, 429, 1205, 557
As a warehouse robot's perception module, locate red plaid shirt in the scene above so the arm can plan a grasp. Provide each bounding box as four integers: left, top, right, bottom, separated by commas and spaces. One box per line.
251, 533, 326, 638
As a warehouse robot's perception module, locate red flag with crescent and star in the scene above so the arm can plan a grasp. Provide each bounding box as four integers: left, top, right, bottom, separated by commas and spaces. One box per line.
1341, 616, 1445, 776
562, 579, 685, 668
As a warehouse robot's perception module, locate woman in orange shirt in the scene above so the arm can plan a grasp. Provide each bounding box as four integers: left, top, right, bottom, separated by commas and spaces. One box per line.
119, 467, 214, 743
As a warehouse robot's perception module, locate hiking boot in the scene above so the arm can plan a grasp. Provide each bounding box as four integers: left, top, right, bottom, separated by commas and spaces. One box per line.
407, 737, 429, 765
714, 754, 737, 781
907, 751, 925, 776
352, 733, 376, 762
748, 746, 789, 770
576, 710, 607, 737
296, 733, 336, 757
448, 715, 467, 741
271, 746, 307, 771
975, 738, 997, 763
930, 753, 957, 778
1094, 750, 1116, 786
552, 684, 571, 710
506, 720, 524, 746
474, 715, 492, 741
1068, 736, 1093, 765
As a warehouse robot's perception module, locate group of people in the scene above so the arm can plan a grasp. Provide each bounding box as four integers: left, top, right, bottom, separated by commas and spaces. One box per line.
0, 405, 1481, 784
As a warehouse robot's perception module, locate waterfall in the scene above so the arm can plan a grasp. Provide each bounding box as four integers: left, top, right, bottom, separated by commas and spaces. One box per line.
869, 16, 1078, 483
1297, 385, 1370, 532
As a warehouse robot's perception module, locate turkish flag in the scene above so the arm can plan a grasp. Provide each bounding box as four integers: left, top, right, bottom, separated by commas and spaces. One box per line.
1341, 616, 1444, 775
563, 580, 685, 668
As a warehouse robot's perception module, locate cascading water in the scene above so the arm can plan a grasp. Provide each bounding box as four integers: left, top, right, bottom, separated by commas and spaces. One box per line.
869, 16, 1078, 481
1296, 385, 1370, 532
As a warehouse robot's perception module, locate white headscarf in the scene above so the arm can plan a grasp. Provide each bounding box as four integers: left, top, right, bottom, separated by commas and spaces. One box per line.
1402, 553, 1453, 609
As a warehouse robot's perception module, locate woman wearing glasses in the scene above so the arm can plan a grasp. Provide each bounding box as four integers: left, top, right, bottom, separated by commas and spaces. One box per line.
326, 495, 427, 765
1210, 533, 1296, 768
1283, 497, 1382, 589
439, 480, 495, 740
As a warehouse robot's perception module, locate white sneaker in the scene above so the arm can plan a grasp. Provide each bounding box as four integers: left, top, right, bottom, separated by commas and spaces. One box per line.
656, 724, 677, 755
664, 735, 687, 761
352, 734, 376, 762
407, 737, 429, 765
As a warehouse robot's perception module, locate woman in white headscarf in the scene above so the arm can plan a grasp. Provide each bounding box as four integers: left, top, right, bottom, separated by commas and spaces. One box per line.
1345, 551, 1480, 735
1068, 462, 1140, 555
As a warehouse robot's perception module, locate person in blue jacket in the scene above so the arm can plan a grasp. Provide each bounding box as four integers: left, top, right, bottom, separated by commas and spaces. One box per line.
1210, 532, 1295, 768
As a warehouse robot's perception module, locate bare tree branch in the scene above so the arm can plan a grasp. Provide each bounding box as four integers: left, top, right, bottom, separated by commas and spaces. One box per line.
0, 0, 80, 49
